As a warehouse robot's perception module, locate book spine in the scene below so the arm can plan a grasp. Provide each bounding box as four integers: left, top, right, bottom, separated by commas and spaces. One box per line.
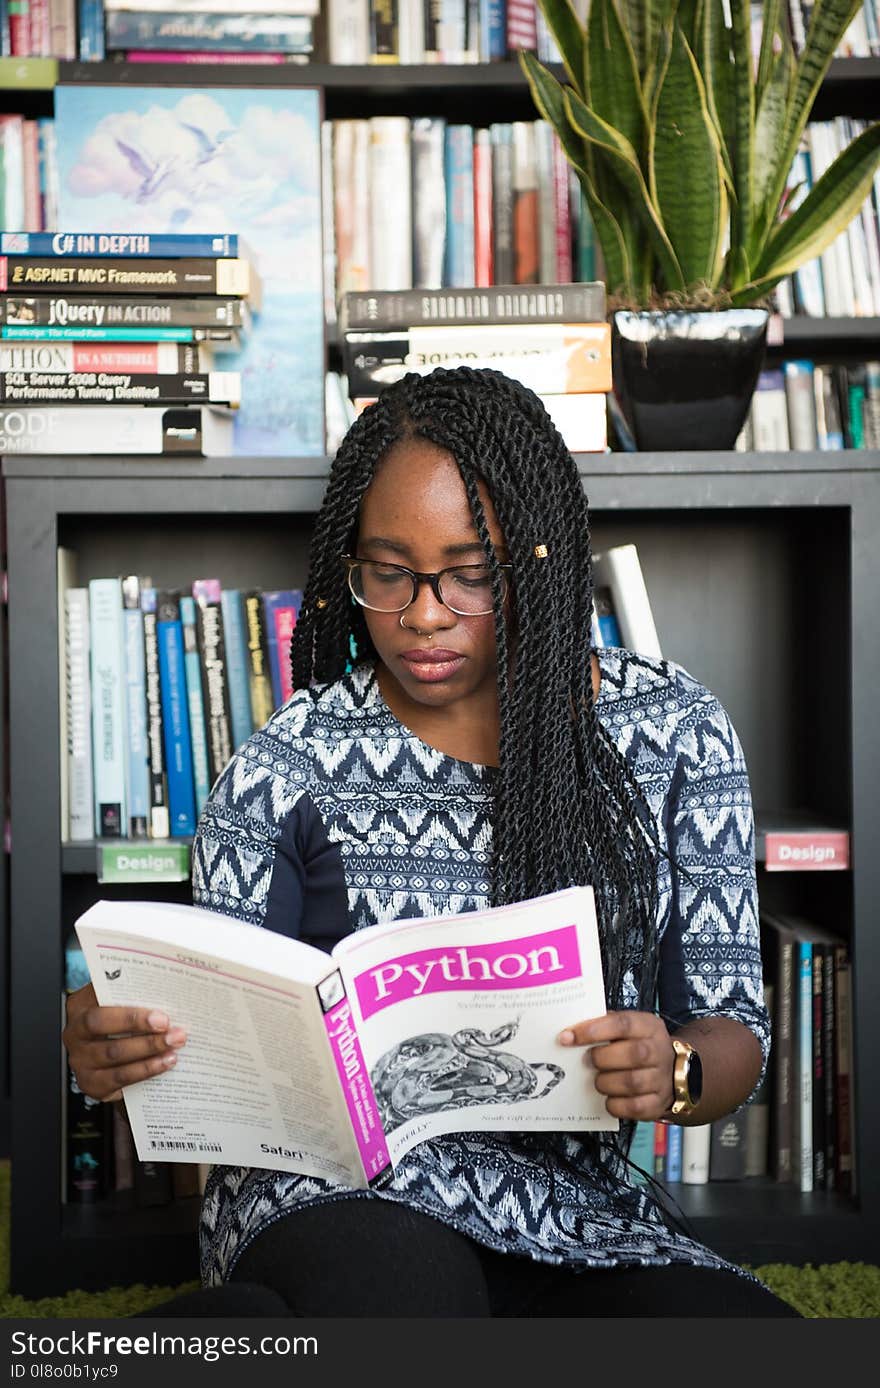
833, 942, 853, 1194
0, 405, 235, 456
0, 341, 204, 373
140, 587, 170, 841
343, 322, 612, 397
490, 123, 515, 288
261, 591, 302, 709
664, 1122, 683, 1182
478, 0, 505, 60
592, 544, 662, 659
744, 982, 772, 1178
709, 1112, 748, 1180
0, 295, 251, 329
443, 124, 475, 288
653, 1119, 667, 1179
593, 585, 623, 648
89, 577, 127, 839
156, 591, 197, 838
220, 588, 254, 753
369, 0, 398, 59
64, 587, 95, 842
472, 127, 494, 289
332, 119, 371, 301
367, 116, 412, 291
0, 256, 254, 297
772, 929, 794, 1182
512, 120, 539, 285
104, 10, 314, 50
179, 595, 211, 819
326, 0, 370, 61
0, 231, 245, 258
822, 946, 836, 1190
681, 1124, 711, 1184
551, 132, 573, 283
243, 590, 275, 729
627, 1120, 655, 1184
193, 579, 233, 786
811, 944, 827, 1188
797, 940, 814, 1193
0, 370, 241, 406
339, 280, 606, 332
64, 932, 113, 1202
322, 993, 390, 1184
121, 576, 150, 839
410, 116, 447, 291
535, 120, 556, 286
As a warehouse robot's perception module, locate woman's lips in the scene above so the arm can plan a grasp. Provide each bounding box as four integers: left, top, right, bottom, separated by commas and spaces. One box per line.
399, 648, 465, 682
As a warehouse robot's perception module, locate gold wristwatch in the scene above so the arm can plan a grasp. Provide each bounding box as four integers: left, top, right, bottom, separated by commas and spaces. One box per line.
669, 1037, 703, 1117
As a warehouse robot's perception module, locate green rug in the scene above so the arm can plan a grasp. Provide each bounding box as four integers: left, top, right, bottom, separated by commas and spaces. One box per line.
0, 1162, 877, 1317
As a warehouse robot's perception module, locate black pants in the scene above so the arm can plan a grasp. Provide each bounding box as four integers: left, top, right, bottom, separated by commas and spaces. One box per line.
136, 1200, 800, 1318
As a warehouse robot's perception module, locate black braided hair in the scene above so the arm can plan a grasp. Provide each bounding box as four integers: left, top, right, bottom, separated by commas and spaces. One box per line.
292, 365, 661, 1022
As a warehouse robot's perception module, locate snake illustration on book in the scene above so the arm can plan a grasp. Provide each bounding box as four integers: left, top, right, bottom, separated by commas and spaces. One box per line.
371, 1020, 566, 1131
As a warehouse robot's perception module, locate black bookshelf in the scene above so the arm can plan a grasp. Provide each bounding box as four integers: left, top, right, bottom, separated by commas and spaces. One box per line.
3, 450, 879, 1295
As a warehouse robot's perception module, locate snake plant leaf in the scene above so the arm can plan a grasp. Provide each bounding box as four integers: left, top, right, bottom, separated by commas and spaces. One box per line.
564, 86, 686, 290
696, 0, 735, 195
751, 121, 880, 283
730, 0, 755, 251
519, 49, 592, 177
751, 38, 796, 257
724, 243, 751, 294
586, 0, 647, 162
762, 0, 863, 245
755, 0, 784, 100
518, 52, 635, 293
620, 0, 680, 79
527, 0, 585, 90
652, 23, 728, 288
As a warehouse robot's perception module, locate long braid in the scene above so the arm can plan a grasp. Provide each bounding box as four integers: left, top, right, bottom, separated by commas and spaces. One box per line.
290, 366, 661, 1017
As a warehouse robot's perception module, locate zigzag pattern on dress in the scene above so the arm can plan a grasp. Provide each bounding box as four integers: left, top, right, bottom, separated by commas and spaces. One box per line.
195, 652, 768, 1287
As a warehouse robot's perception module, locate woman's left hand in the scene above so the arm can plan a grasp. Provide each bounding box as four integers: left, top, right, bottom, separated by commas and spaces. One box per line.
558, 1011, 675, 1121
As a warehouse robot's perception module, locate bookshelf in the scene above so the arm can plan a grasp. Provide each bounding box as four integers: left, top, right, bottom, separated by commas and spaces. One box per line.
1, 448, 878, 1294
0, 47, 879, 1295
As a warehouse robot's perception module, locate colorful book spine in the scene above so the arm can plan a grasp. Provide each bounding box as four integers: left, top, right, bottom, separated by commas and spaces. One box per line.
797, 939, 814, 1193
478, 0, 506, 59
628, 1120, 655, 1185
0, 256, 256, 299
261, 589, 303, 709
103, 10, 314, 51
0, 370, 241, 406
179, 595, 211, 819
243, 589, 275, 729
64, 587, 94, 843
156, 590, 197, 838
220, 588, 254, 753
193, 578, 233, 786
665, 1123, 683, 1182
0, 294, 251, 330
140, 586, 170, 840
443, 124, 475, 288
64, 931, 112, 1202
0, 406, 235, 457
489, 124, 515, 287
88, 577, 127, 838
121, 575, 150, 839
1, 341, 205, 374
0, 231, 248, 258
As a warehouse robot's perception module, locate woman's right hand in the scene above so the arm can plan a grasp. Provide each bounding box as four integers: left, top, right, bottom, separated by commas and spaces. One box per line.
62, 983, 187, 1102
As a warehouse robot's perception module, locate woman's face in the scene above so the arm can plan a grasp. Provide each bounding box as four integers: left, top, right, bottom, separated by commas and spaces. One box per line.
354, 436, 507, 714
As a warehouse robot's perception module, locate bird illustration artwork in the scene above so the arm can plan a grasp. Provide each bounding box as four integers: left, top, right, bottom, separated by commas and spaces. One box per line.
114, 138, 176, 203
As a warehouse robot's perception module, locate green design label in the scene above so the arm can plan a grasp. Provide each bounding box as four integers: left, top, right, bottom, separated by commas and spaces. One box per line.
99, 842, 190, 884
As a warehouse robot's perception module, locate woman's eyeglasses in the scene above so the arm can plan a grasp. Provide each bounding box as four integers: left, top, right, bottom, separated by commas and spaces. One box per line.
342, 555, 512, 617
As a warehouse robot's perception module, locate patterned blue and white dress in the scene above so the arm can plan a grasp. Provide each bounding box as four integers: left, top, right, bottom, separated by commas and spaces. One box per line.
193, 649, 769, 1286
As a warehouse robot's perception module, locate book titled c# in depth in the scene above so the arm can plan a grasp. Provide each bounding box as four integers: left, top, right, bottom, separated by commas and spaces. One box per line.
75, 885, 616, 1189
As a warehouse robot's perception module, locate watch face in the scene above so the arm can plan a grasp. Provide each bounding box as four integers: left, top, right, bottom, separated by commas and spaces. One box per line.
688, 1050, 703, 1105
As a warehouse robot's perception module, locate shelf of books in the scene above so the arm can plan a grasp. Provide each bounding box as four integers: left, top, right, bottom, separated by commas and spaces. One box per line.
2, 445, 878, 1293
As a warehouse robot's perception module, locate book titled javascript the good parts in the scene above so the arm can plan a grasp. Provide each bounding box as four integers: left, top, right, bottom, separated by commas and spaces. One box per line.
76, 886, 615, 1190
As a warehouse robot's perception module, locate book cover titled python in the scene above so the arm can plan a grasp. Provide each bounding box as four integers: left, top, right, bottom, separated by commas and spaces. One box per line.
53, 84, 325, 456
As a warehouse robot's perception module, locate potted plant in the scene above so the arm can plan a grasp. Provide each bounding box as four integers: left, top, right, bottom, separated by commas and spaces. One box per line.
521, 0, 880, 450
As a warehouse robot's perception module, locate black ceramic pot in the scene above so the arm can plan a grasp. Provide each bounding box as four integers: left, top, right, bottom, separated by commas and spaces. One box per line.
610, 308, 769, 451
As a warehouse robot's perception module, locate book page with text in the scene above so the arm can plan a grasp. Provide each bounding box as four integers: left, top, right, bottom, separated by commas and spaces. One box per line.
76, 900, 367, 1186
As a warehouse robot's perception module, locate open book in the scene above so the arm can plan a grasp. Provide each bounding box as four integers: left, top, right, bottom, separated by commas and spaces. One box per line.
75, 885, 616, 1190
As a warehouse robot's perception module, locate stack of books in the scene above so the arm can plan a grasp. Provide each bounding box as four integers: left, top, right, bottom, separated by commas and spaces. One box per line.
103, 0, 320, 61
338, 281, 611, 453
58, 552, 302, 843
0, 230, 260, 456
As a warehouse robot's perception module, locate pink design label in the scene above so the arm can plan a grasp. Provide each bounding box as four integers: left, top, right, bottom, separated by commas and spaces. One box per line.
323, 996, 390, 1182
354, 924, 582, 1020
765, 831, 850, 871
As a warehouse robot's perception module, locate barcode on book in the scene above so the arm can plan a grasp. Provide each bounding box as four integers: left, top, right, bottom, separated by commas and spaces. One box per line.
148, 1140, 223, 1153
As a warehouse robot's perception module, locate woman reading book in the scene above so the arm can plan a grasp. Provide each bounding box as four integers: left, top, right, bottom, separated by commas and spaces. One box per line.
63, 366, 796, 1317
